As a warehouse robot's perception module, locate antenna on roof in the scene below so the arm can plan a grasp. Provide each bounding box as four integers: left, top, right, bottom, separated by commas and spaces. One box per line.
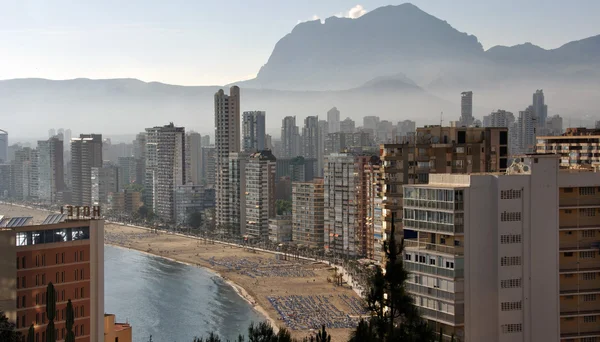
440, 111, 444, 126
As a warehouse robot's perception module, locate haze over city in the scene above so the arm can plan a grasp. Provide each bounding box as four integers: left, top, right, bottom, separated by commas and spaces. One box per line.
0, 3, 599, 341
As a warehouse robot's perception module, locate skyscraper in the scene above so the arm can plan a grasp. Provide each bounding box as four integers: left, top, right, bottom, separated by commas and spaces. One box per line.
215, 86, 241, 233
0, 129, 8, 163
11, 147, 38, 201
363, 116, 380, 131
186, 132, 203, 184
242, 111, 266, 152
459, 91, 474, 127
48, 128, 56, 138
64, 129, 72, 150
340, 117, 356, 133
201, 135, 211, 147
302, 116, 320, 162
292, 178, 325, 249
37, 136, 64, 203
517, 106, 536, 153
317, 120, 328, 176
533, 89, 548, 127
281, 116, 300, 158
403, 155, 560, 342
144, 123, 186, 221
91, 164, 119, 206
71, 134, 103, 206
327, 107, 340, 133
245, 150, 276, 241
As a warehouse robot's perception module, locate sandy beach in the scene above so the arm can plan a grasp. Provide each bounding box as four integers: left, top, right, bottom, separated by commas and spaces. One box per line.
0, 204, 363, 341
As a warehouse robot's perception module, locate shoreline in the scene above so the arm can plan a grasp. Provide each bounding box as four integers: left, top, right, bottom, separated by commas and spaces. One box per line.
105, 242, 280, 332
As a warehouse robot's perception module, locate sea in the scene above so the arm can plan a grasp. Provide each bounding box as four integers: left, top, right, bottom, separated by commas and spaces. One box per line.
104, 245, 266, 342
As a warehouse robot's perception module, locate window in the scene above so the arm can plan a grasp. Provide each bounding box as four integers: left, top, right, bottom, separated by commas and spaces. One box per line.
580, 187, 596, 196
22, 296, 25, 308
501, 212, 522, 222
580, 251, 596, 259
80, 269, 84, 280
564, 252, 574, 257
429, 259, 436, 265
582, 273, 597, 281
22, 256, 26, 268
564, 209, 572, 214
80, 251, 84, 261
582, 230, 596, 238
581, 208, 597, 217
501, 323, 522, 333
564, 188, 574, 193
405, 254, 412, 261
501, 256, 522, 266
81, 287, 84, 298
581, 338, 597, 342
583, 294, 597, 302
501, 301, 522, 311
500, 278, 522, 288
501, 189, 522, 199
583, 316, 597, 323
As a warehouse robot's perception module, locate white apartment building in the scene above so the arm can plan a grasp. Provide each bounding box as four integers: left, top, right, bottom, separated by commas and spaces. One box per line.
402, 155, 560, 342
186, 132, 203, 185
71, 134, 102, 206
215, 86, 241, 234
245, 150, 276, 241
173, 184, 206, 225
327, 107, 340, 134
91, 165, 119, 206
37, 137, 64, 203
226, 152, 247, 235
144, 123, 186, 221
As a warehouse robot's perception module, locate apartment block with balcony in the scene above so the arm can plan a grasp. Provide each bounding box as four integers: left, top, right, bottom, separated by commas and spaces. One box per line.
557, 170, 600, 341
292, 178, 324, 249
536, 128, 600, 168
402, 155, 560, 342
245, 150, 276, 241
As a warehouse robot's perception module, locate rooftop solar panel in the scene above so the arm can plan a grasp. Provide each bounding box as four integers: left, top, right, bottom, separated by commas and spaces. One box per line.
42, 214, 67, 225
2, 217, 32, 228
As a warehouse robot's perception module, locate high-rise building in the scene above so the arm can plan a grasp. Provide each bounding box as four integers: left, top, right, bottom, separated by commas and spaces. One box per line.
292, 178, 325, 249
173, 184, 208, 225
281, 116, 300, 158
536, 127, 600, 167
379, 126, 509, 262
201, 146, 216, 186
242, 111, 266, 152
265, 134, 273, 151
108, 189, 143, 215
459, 91, 474, 127
317, 120, 328, 176
117, 156, 137, 188
402, 155, 560, 342
37, 137, 64, 203
48, 128, 56, 138
324, 153, 372, 257
483, 110, 516, 155
302, 116, 320, 164
186, 132, 203, 184
201, 135, 211, 147
225, 152, 248, 235
363, 116, 380, 132
397, 120, 416, 139
11, 147, 39, 201
64, 129, 72, 150
362, 157, 381, 260
325, 132, 373, 155
340, 117, 356, 133
596, 120, 600, 129
144, 123, 186, 221
91, 164, 119, 206
215, 86, 241, 233
517, 106, 536, 154
545, 114, 563, 136
0, 129, 7, 163
533, 89, 548, 127
0, 216, 105, 341
245, 150, 276, 241
269, 216, 292, 243
71, 134, 102, 206
0, 164, 10, 198
376, 120, 395, 143
327, 107, 340, 133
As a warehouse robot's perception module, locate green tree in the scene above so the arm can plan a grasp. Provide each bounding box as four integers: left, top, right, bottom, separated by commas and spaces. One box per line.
357, 214, 435, 341
275, 200, 292, 216
27, 324, 34, 342
124, 183, 145, 193
46, 283, 56, 342
188, 211, 203, 229
65, 299, 75, 342
0, 311, 21, 342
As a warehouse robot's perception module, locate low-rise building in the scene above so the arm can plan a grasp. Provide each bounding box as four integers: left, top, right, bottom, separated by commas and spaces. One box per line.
268, 216, 292, 243
536, 127, 600, 168
104, 314, 132, 342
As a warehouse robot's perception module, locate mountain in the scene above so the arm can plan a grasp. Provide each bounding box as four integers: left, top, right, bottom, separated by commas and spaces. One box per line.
238, 3, 600, 94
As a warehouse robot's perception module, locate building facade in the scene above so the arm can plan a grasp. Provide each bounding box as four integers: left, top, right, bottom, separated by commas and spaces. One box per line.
327, 107, 340, 133
0, 217, 105, 342
71, 134, 103, 206
281, 116, 300, 158
292, 178, 325, 249
403, 155, 560, 342
215, 87, 241, 234
173, 184, 207, 225
459, 91, 474, 127
536, 128, 600, 168
242, 111, 266, 153
144, 123, 186, 221
186, 132, 203, 185
245, 150, 276, 241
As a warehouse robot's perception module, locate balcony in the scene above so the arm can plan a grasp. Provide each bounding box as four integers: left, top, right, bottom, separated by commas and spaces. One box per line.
560, 197, 600, 207
406, 282, 464, 302
418, 307, 464, 326
404, 239, 464, 256
403, 219, 463, 234
404, 199, 463, 211
560, 240, 600, 251
404, 260, 463, 278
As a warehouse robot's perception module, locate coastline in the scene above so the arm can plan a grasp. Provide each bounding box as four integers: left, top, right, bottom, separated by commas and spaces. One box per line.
105, 242, 280, 332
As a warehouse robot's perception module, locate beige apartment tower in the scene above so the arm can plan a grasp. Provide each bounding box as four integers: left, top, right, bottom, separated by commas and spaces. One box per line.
292, 178, 324, 249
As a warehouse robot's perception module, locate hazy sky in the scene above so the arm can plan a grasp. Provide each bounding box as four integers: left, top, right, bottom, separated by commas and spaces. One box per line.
1, 0, 598, 86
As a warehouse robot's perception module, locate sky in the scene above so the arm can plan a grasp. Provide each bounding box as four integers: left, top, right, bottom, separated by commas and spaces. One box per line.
0, 0, 599, 86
